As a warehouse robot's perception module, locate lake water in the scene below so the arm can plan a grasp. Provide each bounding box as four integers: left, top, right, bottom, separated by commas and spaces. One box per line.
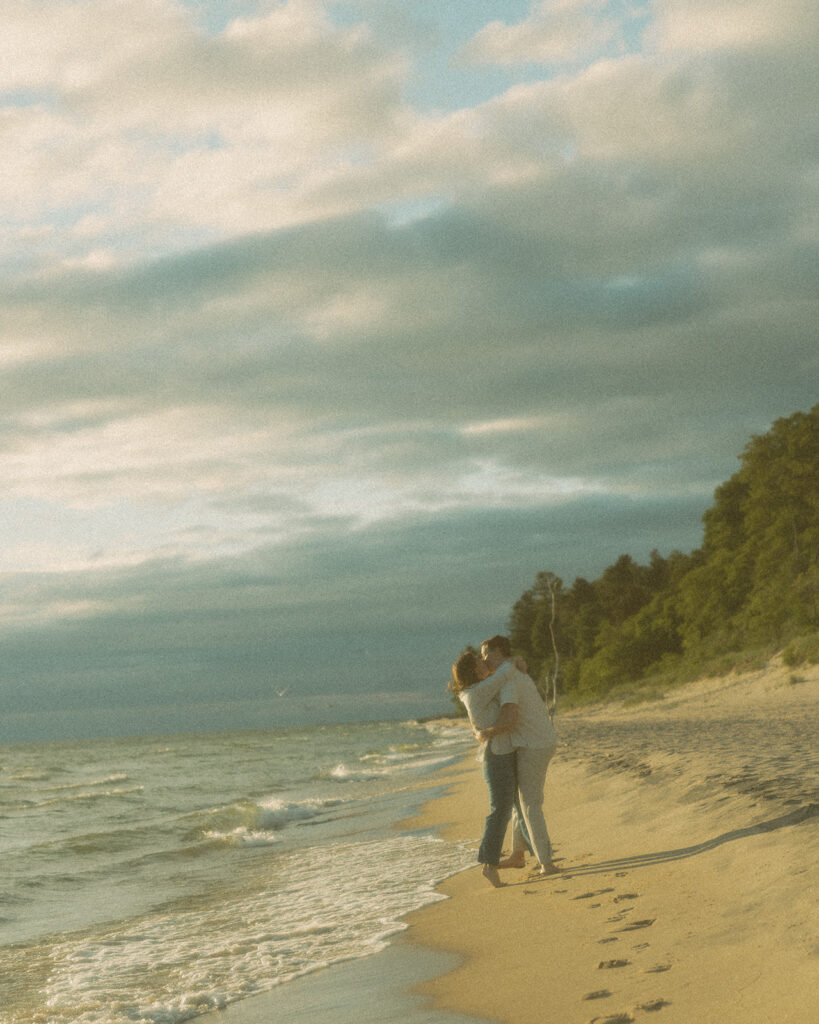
0, 718, 476, 1024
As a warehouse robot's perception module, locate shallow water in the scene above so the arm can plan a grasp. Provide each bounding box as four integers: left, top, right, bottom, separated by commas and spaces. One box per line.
0, 719, 475, 1024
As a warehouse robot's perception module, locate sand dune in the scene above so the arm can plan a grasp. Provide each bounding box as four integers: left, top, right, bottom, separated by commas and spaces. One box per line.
403, 654, 818, 1024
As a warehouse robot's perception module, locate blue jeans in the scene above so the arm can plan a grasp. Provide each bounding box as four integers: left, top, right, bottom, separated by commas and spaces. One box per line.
478, 748, 532, 865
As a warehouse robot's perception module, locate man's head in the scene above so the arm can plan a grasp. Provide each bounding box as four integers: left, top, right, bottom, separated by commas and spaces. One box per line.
481, 634, 511, 671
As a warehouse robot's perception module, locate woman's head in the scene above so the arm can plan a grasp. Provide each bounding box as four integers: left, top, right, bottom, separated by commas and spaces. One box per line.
449, 650, 488, 693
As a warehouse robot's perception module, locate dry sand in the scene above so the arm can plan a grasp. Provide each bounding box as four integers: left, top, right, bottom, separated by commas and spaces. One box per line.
402, 654, 818, 1024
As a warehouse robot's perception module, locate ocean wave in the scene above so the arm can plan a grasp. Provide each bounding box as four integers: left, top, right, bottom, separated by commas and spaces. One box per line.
360, 743, 423, 763
323, 762, 386, 782
363, 747, 443, 769
320, 743, 465, 783
256, 796, 345, 829
60, 829, 153, 856
395, 753, 460, 772
0, 887, 31, 906
421, 716, 468, 733
11, 786, 145, 810
1, 716, 477, 1020
23, 834, 474, 1024
203, 827, 283, 848
199, 795, 347, 846
3, 820, 172, 865
8, 770, 56, 782
38, 774, 131, 793
373, 748, 464, 772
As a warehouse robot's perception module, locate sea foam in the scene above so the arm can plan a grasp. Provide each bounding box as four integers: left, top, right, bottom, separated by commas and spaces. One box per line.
35, 833, 474, 1024
2, 717, 475, 1022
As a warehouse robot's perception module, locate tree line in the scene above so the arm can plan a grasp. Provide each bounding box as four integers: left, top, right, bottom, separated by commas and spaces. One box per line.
508, 404, 819, 701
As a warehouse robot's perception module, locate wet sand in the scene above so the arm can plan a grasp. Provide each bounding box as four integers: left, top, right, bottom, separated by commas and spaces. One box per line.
199, 941, 490, 1024
403, 653, 818, 1024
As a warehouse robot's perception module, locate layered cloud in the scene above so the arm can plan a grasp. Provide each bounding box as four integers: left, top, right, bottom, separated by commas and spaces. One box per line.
2, 0, 409, 256
1, 0, 816, 737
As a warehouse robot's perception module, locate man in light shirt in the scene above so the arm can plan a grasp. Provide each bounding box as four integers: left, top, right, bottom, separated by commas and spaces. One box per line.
479, 635, 560, 875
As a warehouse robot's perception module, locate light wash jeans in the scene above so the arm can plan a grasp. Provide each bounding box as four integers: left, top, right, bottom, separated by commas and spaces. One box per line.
478, 748, 521, 865
511, 745, 555, 866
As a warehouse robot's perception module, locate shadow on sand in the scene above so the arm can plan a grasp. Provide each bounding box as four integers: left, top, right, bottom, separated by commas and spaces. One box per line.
526, 801, 818, 881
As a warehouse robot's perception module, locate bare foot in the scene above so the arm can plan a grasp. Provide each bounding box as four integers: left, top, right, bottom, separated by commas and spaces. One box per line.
538, 862, 561, 876
482, 864, 505, 888
498, 853, 526, 869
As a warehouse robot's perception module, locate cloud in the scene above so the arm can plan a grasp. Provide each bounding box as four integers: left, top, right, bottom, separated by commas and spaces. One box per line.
0, 495, 707, 719
1, 0, 410, 252
648, 0, 818, 54
1, 192, 814, 548
0, 1, 817, 738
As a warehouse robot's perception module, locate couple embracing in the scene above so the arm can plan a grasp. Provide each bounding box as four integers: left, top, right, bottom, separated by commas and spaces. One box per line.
450, 635, 559, 888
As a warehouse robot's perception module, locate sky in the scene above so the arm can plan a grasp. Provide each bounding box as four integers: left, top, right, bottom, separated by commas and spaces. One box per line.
2, 0, 817, 743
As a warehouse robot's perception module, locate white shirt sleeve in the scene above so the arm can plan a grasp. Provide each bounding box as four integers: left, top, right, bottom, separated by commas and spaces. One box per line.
465, 666, 511, 704
492, 660, 520, 705
499, 678, 519, 705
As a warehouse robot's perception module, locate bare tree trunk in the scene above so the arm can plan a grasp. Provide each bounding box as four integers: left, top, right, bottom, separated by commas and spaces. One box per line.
546, 576, 560, 717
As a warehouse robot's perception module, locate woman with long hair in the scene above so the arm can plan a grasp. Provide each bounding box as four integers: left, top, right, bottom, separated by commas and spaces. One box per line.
450, 650, 531, 888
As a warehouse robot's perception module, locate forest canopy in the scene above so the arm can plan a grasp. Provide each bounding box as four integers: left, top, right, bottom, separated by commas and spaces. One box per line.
508, 404, 819, 702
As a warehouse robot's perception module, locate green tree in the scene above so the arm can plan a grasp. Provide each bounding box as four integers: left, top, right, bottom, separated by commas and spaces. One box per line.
506, 403, 818, 700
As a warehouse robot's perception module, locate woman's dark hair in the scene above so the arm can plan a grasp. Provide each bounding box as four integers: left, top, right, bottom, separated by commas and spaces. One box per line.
449, 650, 480, 693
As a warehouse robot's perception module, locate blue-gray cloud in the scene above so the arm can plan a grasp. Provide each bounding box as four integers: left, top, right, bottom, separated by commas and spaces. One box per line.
0, 493, 707, 727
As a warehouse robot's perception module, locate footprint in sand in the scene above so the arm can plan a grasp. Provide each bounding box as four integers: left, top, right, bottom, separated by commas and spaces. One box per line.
598, 937, 619, 944
586, 1013, 634, 1024
606, 910, 632, 922
636, 998, 672, 1012
574, 888, 615, 900
598, 959, 631, 969
582, 989, 613, 1000
645, 964, 672, 973
618, 918, 655, 931
632, 942, 650, 950
613, 893, 640, 903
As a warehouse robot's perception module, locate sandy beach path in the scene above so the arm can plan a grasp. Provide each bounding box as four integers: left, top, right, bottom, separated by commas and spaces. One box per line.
403, 656, 818, 1024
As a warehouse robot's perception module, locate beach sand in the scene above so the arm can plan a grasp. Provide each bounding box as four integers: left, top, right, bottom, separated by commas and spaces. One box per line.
204, 655, 817, 1024
403, 654, 818, 1024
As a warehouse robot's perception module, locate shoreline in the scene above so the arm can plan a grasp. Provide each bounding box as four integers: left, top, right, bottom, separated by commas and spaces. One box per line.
199, 939, 491, 1024
198, 749, 490, 1024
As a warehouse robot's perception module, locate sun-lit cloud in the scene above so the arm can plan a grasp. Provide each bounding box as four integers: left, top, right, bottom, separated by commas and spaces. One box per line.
1, 0, 411, 254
